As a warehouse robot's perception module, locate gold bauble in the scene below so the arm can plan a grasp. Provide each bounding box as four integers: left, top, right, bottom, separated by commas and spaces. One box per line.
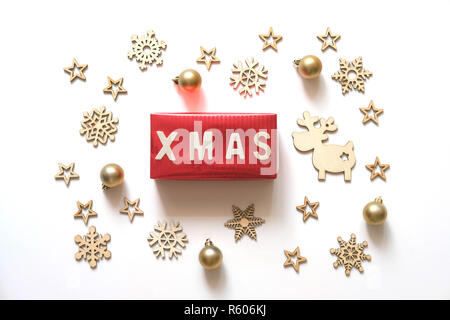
363, 197, 387, 225
100, 163, 124, 190
199, 239, 222, 270
294, 55, 322, 79
173, 69, 202, 92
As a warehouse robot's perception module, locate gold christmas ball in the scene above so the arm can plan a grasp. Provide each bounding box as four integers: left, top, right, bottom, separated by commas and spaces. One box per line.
173, 69, 202, 92
363, 197, 387, 225
100, 163, 124, 189
199, 239, 222, 270
294, 55, 322, 79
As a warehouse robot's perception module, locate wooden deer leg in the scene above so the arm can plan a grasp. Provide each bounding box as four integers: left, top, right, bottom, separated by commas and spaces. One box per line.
344, 168, 351, 181
318, 169, 326, 180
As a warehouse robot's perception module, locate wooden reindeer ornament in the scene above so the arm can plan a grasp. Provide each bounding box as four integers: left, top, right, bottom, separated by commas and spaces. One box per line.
292, 112, 356, 181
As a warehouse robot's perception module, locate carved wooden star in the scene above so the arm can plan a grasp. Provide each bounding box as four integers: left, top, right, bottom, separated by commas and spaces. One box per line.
103, 77, 127, 101
317, 27, 341, 51
259, 27, 282, 51
196, 46, 220, 70
120, 197, 144, 222
296, 196, 319, 222
360, 100, 384, 125
54, 162, 79, 186
64, 58, 88, 82
224, 204, 265, 241
284, 247, 307, 273
74, 200, 97, 225
366, 157, 390, 181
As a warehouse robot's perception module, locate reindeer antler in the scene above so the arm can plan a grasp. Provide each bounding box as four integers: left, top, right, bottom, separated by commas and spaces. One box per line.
319, 117, 338, 132
297, 111, 320, 130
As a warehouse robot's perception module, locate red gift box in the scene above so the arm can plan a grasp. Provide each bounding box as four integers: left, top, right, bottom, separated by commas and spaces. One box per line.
150, 113, 277, 180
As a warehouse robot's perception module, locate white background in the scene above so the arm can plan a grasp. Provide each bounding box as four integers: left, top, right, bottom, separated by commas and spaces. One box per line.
1, 0, 449, 299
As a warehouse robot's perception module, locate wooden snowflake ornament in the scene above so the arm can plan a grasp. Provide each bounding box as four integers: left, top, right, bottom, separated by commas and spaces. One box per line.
147, 221, 188, 259
224, 204, 265, 242
80, 106, 118, 147
75, 226, 111, 268
230, 58, 268, 97
128, 30, 166, 70
54, 162, 79, 186
330, 233, 371, 276
292, 112, 356, 181
332, 57, 372, 94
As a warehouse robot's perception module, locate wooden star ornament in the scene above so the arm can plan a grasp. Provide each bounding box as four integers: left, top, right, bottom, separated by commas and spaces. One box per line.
119, 197, 144, 222
64, 58, 88, 82
224, 204, 265, 242
259, 27, 282, 51
366, 157, 390, 181
54, 162, 79, 186
103, 77, 127, 101
74, 200, 97, 225
284, 247, 307, 272
296, 196, 319, 222
360, 100, 383, 125
317, 27, 341, 51
196, 46, 220, 70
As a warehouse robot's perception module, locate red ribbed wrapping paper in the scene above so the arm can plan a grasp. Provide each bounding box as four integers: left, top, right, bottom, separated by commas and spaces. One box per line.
151, 113, 277, 180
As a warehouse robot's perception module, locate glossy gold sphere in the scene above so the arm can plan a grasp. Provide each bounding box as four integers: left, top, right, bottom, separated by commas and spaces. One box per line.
100, 163, 124, 189
295, 55, 322, 79
199, 239, 222, 270
174, 69, 202, 92
363, 197, 387, 225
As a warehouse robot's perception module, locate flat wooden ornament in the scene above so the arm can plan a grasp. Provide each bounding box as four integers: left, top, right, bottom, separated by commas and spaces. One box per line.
292, 112, 356, 181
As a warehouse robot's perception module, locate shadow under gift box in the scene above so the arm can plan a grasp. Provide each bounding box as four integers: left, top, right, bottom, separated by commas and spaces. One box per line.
150, 113, 278, 180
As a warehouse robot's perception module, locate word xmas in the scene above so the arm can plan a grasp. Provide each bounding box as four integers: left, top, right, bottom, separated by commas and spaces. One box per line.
155, 121, 276, 165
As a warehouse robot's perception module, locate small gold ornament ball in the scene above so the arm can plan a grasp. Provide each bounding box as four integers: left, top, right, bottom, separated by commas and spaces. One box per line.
100, 163, 124, 189
294, 55, 322, 79
199, 239, 223, 270
173, 69, 202, 92
363, 197, 387, 225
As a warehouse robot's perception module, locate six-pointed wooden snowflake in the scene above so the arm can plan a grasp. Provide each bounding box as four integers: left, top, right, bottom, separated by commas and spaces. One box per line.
74, 226, 111, 268
330, 233, 371, 276
332, 56, 372, 95
80, 106, 118, 147
224, 204, 265, 241
148, 221, 188, 259
230, 58, 268, 97
128, 30, 167, 70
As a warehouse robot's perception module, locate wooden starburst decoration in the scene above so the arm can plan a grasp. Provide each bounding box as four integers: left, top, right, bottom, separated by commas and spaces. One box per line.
54, 162, 79, 186
296, 196, 319, 222
64, 58, 88, 82
119, 197, 144, 222
224, 204, 265, 242
366, 157, 390, 181
259, 27, 282, 51
360, 100, 383, 125
317, 27, 340, 51
74, 200, 97, 225
103, 77, 127, 101
196, 46, 220, 70
330, 233, 371, 276
284, 247, 307, 273
332, 57, 372, 95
